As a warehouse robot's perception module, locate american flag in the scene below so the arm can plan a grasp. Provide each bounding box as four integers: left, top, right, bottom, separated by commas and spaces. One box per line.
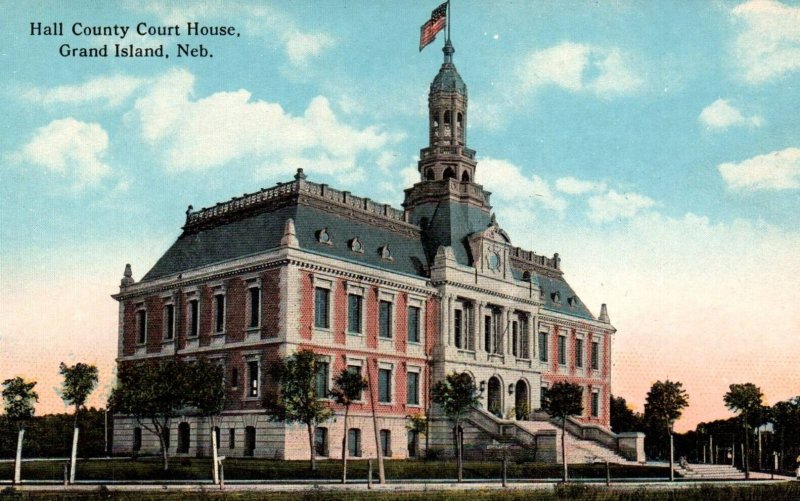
419, 2, 448, 52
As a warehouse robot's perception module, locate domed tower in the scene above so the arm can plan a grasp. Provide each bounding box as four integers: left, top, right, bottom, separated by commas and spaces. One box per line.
420, 40, 477, 182
404, 40, 493, 267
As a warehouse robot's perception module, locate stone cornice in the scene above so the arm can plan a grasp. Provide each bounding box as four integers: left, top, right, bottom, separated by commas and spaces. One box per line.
539, 310, 616, 334
431, 279, 542, 307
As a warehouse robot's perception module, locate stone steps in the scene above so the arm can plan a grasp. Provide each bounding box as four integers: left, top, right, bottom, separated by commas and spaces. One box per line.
675, 463, 746, 479
515, 421, 635, 465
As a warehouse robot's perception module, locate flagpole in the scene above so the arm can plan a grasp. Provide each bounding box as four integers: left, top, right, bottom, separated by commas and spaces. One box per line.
447, 0, 451, 43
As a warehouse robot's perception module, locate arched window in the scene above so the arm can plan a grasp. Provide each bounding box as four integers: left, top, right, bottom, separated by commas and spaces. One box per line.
461, 171, 470, 182
177, 422, 190, 453
425, 168, 435, 181
443, 110, 452, 137
379, 429, 392, 457
432, 117, 439, 137
443, 167, 455, 179
213, 426, 221, 450
457, 112, 463, 139
522, 271, 531, 282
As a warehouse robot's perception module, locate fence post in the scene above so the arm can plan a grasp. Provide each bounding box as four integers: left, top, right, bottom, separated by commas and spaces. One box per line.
502, 457, 507, 487
605, 460, 610, 486
368, 459, 373, 489
219, 460, 224, 490
63, 462, 69, 486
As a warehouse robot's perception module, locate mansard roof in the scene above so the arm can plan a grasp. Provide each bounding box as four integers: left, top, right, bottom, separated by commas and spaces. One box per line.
142, 174, 428, 281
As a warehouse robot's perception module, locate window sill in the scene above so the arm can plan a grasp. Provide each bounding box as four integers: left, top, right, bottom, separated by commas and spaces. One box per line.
161, 338, 175, 344
407, 340, 422, 346
406, 403, 421, 408
246, 326, 261, 332
347, 331, 364, 337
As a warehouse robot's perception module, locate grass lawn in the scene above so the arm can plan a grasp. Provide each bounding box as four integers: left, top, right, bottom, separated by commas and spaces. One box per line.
0, 458, 670, 482
1, 483, 799, 501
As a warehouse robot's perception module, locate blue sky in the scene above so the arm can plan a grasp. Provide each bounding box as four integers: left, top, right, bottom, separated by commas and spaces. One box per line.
1, 1, 798, 429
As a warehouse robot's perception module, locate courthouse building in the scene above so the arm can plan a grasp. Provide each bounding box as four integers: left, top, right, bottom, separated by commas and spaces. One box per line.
112, 41, 639, 462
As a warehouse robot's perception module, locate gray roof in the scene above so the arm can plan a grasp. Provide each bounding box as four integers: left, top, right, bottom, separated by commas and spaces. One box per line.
431, 63, 467, 95
142, 203, 428, 282
537, 274, 596, 321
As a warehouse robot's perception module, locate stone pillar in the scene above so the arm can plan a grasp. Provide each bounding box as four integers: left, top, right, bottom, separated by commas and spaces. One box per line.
618, 432, 646, 463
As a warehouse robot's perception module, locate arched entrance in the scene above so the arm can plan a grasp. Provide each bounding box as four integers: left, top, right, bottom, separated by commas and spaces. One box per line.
487, 376, 502, 417
515, 380, 529, 420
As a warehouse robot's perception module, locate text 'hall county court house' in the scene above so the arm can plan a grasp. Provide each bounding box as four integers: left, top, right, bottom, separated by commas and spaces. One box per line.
112, 40, 644, 464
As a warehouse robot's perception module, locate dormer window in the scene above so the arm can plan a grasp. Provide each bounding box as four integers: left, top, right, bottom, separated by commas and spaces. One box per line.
379, 245, 393, 261
568, 296, 579, 307
522, 271, 531, 282
350, 237, 364, 253
551, 291, 561, 304
316, 228, 332, 245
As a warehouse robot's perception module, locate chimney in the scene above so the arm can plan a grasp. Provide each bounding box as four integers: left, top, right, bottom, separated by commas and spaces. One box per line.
280, 218, 299, 247
599, 303, 610, 323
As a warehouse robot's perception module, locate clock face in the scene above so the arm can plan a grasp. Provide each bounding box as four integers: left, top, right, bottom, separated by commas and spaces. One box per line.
487, 252, 501, 270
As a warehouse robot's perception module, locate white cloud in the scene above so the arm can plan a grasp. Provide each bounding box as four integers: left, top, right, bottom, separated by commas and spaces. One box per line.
22, 75, 146, 108
132, 69, 397, 179
698, 99, 763, 130
555, 176, 607, 195
718, 147, 800, 191
9, 118, 111, 189
518, 42, 643, 97
732, 0, 800, 84
587, 189, 656, 223
477, 157, 567, 213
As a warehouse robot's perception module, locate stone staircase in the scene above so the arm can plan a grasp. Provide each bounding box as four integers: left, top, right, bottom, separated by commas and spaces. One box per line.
516, 420, 635, 464
674, 463, 746, 479
462, 407, 640, 464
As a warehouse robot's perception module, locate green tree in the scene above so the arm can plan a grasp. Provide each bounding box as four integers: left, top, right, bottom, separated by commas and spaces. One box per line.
2, 377, 39, 485
644, 380, 689, 481
431, 372, 481, 482
723, 383, 763, 479
108, 359, 188, 471
330, 367, 367, 483
771, 396, 800, 470
610, 394, 645, 433
542, 381, 583, 482
187, 358, 226, 484
263, 349, 332, 471
58, 362, 98, 484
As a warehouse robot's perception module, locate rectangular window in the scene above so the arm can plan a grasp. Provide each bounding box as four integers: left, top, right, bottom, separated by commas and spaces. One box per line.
188, 299, 199, 337
314, 287, 330, 329
454, 308, 463, 348
558, 335, 567, 365
248, 287, 260, 328
314, 427, 328, 457
379, 300, 392, 338
539, 332, 548, 362
378, 368, 391, 403
493, 310, 503, 354
520, 315, 530, 359
591, 391, 599, 417
540, 386, 548, 409
347, 294, 362, 334
231, 367, 239, 389
591, 341, 600, 370
214, 294, 225, 333
512, 321, 519, 357
379, 429, 391, 457
164, 304, 175, 340
248, 360, 259, 397
347, 365, 363, 400
407, 371, 420, 406
348, 429, 361, 457
229, 428, 235, 449
407, 430, 419, 458
315, 361, 329, 398
484, 315, 492, 352
575, 339, 584, 368
463, 303, 473, 350
136, 310, 147, 344
408, 306, 420, 343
